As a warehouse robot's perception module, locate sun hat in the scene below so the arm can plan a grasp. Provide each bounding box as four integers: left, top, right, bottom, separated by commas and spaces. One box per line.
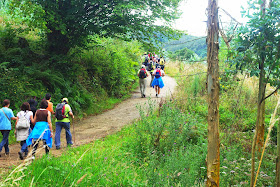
141, 65, 145, 68
62, 98, 68, 103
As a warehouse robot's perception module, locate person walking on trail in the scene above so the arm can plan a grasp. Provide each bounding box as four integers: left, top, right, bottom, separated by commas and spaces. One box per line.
137, 65, 149, 98
45, 93, 55, 115
0, 99, 17, 157
15, 102, 33, 160
159, 56, 166, 70
151, 66, 165, 97
26, 99, 53, 159
28, 97, 37, 130
150, 65, 155, 87
54, 98, 74, 150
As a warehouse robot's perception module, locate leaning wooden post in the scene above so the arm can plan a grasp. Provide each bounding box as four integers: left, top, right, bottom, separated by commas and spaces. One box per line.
206, 0, 220, 186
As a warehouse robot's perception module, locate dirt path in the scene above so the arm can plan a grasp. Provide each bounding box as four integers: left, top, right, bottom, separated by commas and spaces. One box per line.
0, 75, 176, 174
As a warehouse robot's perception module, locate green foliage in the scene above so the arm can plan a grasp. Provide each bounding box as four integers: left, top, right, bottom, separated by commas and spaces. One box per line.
1, 100, 207, 186
167, 47, 196, 61
0, 24, 142, 116
229, 0, 280, 87
8, 0, 183, 54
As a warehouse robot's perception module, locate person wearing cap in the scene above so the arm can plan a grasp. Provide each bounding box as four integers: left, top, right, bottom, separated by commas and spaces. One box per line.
137, 65, 149, 98
54, 98, 74, 149
151, 65, 165, 97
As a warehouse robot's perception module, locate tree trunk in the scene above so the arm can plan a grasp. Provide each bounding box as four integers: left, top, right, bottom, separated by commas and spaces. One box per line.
251, 66, 266, 187
250, 2, 267, 186
206, 0, 220, 186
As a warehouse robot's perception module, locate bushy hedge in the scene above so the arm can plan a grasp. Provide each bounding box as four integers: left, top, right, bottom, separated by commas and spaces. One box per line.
0, 25, 143, 116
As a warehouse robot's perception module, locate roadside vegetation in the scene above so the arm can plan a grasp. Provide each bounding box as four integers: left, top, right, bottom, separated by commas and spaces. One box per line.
1, 60, 278, 186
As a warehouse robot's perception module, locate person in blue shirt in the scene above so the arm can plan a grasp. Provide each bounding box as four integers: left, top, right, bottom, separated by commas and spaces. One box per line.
0, 99, 17, 156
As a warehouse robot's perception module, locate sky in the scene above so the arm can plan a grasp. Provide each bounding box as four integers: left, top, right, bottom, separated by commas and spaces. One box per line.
173, 0, 249, 36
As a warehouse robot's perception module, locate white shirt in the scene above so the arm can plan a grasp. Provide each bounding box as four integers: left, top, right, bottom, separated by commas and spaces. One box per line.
17, 111, 33, 122
152, 69, 165, 76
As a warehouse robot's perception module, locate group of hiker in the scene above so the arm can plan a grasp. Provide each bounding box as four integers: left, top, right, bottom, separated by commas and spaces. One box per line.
0, 94, 74, 160
138, 53, 166, 98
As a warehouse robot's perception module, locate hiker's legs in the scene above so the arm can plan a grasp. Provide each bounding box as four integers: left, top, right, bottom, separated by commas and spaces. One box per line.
158, 87, 161, 95
155, 86, 158, 95
139, 79, 145, 97
20, 140, 28, 154
43, 140, 49, 154
0, 130, 10, 153
63, 122, 73, 146
150, 75, 154, 87
32, 139, 39, 156
55, 122, 63, 148
143, 79, 147, 97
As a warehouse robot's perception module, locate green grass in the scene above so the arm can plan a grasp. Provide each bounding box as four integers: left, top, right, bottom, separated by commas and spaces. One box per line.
1, 100, 208, 186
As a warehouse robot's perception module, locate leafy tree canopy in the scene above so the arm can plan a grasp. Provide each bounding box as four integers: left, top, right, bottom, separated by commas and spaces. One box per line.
8, 0, 183, 54
229, 0, 280, 87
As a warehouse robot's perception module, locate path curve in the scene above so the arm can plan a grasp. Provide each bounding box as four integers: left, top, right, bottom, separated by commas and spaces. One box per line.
0, 75, 176, 174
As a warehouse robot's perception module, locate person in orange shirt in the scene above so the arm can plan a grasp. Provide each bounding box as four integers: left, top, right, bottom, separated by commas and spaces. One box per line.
45, 93, 54, 115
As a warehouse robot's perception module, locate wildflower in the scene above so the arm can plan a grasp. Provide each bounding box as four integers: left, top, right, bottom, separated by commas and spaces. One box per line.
174, 143, 176, 144
230, 170, 235, 174
200, 167, 206, 169
163, 154, 165, 156
105, 157, 107, 160
222, 166, 227, 169
240, 158, 245, 160
222, 172, 226, 175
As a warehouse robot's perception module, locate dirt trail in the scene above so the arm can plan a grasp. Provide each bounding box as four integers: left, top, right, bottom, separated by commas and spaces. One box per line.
0, 75, 176, 174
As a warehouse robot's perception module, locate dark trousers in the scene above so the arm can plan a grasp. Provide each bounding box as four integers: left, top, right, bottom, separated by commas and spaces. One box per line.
32, 139, 49, 156
0, 130, 10, 153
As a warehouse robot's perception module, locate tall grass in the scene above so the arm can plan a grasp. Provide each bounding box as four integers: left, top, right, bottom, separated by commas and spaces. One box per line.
1, 100, 207, 186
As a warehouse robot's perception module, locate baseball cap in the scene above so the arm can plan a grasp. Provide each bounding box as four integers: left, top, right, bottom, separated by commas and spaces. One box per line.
62, 98, 68, 103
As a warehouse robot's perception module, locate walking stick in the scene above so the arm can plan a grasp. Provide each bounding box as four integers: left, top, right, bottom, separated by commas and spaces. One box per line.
72, 117, 75, 145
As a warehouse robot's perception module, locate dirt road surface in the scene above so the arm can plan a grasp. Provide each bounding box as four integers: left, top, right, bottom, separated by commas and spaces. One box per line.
0, 75, 176, 175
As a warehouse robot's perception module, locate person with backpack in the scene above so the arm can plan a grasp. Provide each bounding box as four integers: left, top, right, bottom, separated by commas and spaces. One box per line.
151, 66, 165, 97
26, 99, 53, 159
159, 56, 166, 70
54, 98, 74, 150
0, 99, 17, 157
28, 98, 37, 130
15, 102, 33, 160
137, 65, 149, 98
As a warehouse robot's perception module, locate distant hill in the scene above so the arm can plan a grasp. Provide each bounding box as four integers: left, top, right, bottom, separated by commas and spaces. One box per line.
163, 35, 207, 58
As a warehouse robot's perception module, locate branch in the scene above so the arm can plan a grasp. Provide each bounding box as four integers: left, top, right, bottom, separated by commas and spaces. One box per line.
262, 85, 280, 103
219, 7, 243, 25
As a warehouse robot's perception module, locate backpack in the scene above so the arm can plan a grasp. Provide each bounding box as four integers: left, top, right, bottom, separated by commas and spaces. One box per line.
155, 69, 161, 78
160, 58, 165, 65
139, 68, 147, 79
55, 103, 67, 120
16, 112, 30, 129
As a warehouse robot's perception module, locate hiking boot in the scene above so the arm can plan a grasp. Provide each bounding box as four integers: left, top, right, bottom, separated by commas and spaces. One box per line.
143, 94, 146, 98
31, 156, 35, 161
156, 93, 158, 97
56, 146, 61, 150
18, 151, 24, 160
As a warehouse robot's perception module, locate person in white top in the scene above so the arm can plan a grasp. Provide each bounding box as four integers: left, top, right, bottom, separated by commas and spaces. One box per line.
15, 102, 33, 160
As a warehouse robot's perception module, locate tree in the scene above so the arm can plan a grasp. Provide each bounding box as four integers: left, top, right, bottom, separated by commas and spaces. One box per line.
206, 0, 220, 186
8, 0, 182, 55
229, 0, 280, 186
